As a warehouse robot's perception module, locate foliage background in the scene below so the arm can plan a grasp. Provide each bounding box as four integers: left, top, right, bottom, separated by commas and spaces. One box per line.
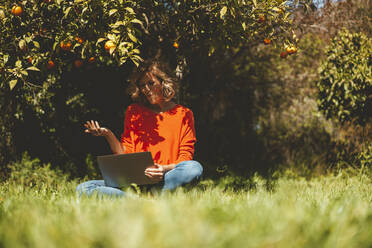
0, 0, 371, 179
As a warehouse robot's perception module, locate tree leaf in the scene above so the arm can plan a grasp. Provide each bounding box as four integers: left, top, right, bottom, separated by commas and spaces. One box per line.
283, 12, 290, 20
220, 6, 227, 19
33, 41, 40, 49
128, 33, 137, 43
109, 9, 118, 16
81, 44, 86, 59
63, 7, 72, 19
9, 79, 17, 90
131, 57, 139, 67
18, 40, 26, 50
107, 34, 115, 40
26, 66, 40, 71
125, 7, 135, 14
81, 7, 88, 15
3, 55, 9, 64
132, 54, 143, 62
272, 7, 282, 13
109, 47, 116, 55
15, 60, 22, 68
132, 49, 140, 54
96, 38, 106, 45
119, 56, 127, 66
53, 41, 58, 51
131, 19, 142, 25
111, 21, 124, 28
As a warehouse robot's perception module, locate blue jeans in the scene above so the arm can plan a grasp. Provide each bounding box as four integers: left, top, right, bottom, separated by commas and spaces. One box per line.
76, 160, 203, 197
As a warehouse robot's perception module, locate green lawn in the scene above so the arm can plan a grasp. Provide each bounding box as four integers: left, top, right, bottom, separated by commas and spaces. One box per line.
1, 168, 372, 248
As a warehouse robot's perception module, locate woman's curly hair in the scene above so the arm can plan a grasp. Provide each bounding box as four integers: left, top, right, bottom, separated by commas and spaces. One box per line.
126, 59, 179, 105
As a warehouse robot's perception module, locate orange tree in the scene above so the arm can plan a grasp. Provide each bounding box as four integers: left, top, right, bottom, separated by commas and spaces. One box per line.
0, 0, 311, 175
0, 0, 142, 92
0, 0, 307, 92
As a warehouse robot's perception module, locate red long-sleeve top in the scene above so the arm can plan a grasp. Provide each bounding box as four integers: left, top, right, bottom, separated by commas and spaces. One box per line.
120, 103, 196, 165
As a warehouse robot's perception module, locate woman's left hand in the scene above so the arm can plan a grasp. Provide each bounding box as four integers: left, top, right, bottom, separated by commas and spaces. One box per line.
144, 163, 164, 182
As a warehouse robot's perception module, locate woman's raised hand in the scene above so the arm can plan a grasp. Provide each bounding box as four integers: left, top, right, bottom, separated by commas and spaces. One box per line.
84, 120, 110, 137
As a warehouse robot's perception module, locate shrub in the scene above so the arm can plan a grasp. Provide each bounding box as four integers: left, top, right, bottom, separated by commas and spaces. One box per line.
317, 29, 372, 125
358, 142, 372, 170
6, 152, 69, 191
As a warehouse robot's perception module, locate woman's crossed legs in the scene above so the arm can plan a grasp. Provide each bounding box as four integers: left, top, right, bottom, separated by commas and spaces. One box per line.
76, 160, 203, 198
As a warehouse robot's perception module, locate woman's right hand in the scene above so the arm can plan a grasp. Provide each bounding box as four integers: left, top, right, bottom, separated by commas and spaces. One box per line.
84, 120, 110, 137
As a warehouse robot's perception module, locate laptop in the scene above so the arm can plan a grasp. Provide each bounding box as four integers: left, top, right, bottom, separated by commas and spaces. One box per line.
97, 152, 156, 187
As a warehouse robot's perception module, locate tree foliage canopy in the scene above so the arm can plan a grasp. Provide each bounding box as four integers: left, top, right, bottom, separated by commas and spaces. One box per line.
0, 0, 305, 97
3, 0, 352, 177
317, 29, 372, 125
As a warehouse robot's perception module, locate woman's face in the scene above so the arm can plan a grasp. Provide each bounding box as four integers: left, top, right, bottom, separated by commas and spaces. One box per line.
138, 72, 164, 105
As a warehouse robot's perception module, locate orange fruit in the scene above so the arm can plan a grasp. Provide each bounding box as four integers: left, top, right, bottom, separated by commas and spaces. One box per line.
39, 28, 47, 35
173, 41, 179, 49
88, 57, 95, 63
74, 59, 83, 68
60, 41, 72, 51
286, 46, 297, 54
263, 38, 271, 45
74, 37, 84, 44
27, 57, 33, 63
280, 51, 288, 59
11, 5, 23, 16
258, 15, 265, 23
46, 60, 55, 69
104, 40, 116, 52
43, 0, 52, 3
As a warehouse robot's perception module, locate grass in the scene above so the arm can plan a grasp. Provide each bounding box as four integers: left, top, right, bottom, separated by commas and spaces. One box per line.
0, 158, 372, 248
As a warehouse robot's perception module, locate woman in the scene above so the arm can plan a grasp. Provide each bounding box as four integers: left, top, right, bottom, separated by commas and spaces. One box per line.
76, 59, 203, 197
